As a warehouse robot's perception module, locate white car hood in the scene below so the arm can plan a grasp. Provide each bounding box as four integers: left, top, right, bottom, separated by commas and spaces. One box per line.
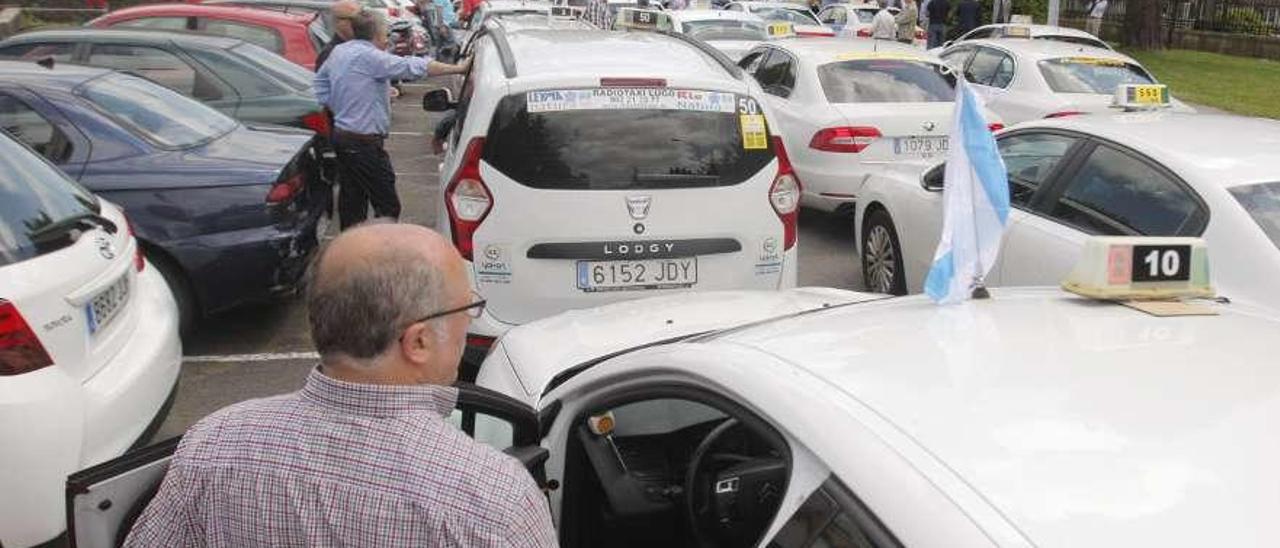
486, 288, 884, 402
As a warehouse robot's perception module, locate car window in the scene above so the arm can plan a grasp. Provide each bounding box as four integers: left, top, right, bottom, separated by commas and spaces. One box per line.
683, 19, 768, 41
850, 8, 877, 22
1228, 182, 1280, 252
1038, 57, 1155, 94
483, 89, 776, 190
228, 43, 313, 91
739, 50, 766, 72
998, 132, 1077, 207
86, 44, 221, 100
199, 18, 284, 53
755, 49, 796, 97
0, 94, 74, 164
768, 478, 896, 548
965, 47, 1014, 88
0, 42, 76, 63
80, 73, 238, 149
727, 3, 744, 10
112, 16, 190, 31
817, 59, 955, 103
960, 27, 993, 40
751, 6, 820, 24
186, 46, 292, 99
0, 132, 98, 267
1050, 144, 1204, 236
939, 45, 974, 72
818, 7, 845, 24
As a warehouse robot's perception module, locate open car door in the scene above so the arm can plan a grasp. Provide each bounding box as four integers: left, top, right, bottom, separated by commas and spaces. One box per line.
64, 382, 546, 548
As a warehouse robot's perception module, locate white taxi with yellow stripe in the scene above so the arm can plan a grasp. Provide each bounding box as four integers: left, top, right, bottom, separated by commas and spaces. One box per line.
656, 9, 775, 61
938, 38, 1192, 124
738, 38, 1001, 213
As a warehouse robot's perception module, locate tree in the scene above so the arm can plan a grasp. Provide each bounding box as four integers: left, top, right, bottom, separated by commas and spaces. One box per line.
1123, 0, 1165, 49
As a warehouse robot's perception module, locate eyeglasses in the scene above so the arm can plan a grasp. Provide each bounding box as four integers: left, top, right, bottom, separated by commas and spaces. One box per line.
411, 291, 486, 325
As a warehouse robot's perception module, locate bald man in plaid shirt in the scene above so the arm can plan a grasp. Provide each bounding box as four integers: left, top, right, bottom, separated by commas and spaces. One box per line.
124, 224, 556, 547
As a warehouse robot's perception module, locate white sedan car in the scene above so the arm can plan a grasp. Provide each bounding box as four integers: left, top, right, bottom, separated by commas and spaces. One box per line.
815, 2, 926, 46
664, 8, 770, 61
852, 113, 1280, 315
739, 38, 1000, 213
723, 1, 835, 37
0, 134, 181, 548
938, 38, 1191, 124
938, 23, 1111, 50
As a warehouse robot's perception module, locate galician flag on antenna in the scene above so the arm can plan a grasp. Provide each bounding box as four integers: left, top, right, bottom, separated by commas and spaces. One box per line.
923, 78, 1010, 304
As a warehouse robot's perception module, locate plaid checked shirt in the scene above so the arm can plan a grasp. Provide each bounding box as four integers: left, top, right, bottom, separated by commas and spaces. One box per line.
124, 368, 557, 547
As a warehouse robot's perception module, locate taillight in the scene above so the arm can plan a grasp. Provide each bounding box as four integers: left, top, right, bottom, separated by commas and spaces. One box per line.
125, 215, 144, 272
445, 138, 492, 260
856, 28, 872, 37
809, 126, 881, 153
1045, 111, 1085, 119
0, 300, 53, 376
300, 111, 331, 138
267, 172, 305, 204
769, 136, 800, 251
988, 123, 1005, 132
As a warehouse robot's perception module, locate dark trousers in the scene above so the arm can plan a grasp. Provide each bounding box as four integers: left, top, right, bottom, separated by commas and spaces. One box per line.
928, 23, 946, 48
333, 138, 399, 230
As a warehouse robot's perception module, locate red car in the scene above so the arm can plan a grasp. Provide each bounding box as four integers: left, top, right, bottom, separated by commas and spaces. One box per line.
89, 3, 325, 70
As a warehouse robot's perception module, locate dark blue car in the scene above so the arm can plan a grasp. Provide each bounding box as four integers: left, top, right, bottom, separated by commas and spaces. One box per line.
0, 60, 329, 331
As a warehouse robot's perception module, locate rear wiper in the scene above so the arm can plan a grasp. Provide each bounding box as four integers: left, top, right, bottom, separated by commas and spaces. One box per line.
29, 211, 118, 243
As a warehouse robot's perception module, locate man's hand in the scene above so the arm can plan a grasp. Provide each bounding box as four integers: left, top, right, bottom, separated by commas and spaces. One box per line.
428, 56, 472, 76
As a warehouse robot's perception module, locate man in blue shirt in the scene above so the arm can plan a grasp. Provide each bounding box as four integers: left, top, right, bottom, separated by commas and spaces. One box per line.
315, 8, 469, 229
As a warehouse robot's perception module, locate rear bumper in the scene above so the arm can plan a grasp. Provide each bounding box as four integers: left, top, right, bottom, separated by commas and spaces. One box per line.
171, 211, 322, 314
798, 167, 866, 213
0, 266, 182, 548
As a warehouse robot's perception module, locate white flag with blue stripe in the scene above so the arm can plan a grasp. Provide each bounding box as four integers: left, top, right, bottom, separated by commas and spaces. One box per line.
923, 79, 1010, 304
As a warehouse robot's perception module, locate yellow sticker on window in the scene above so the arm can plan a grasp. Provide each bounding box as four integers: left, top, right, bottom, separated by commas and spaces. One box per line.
1063, 56, 1127, 67
740, 114, 768, 150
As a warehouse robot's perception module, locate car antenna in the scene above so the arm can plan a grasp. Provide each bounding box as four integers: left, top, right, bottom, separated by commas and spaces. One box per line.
36, 56, 54, 70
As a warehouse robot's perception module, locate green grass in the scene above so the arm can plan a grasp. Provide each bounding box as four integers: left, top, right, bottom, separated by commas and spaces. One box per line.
1122, 48, 1280, 119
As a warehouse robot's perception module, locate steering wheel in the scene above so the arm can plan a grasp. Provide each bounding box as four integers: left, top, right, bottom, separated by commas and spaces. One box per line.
683, 419, 788, 548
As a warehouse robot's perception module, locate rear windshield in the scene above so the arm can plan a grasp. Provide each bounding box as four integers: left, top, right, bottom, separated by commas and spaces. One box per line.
484, 89, 775, 190
684, 20, 768, 41
230, 43, 314, 91
750, 6, 819, 24
1229, 182, 1280, 251
1038, 57, 1155, 94
850, 8, 877, 23
818, 59, 956, 103
1034, 35, 1109, 49
80, 73, 238, 149
0, 133, 99, 266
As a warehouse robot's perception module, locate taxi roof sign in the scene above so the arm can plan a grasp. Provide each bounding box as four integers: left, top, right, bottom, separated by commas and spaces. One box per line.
550, 5, 577, 17
1001, 25, 1032, 38
766, 21, 795, 39
615, 8, 673, 31
1113, 83, 1171, 110
1062, 236, 1214, 301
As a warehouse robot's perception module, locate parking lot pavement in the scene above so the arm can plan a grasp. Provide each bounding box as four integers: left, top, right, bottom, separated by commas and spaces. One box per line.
157, 82, 865, 441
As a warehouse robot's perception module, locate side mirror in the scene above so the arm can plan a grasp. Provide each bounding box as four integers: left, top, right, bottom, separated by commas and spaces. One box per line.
422, 88, 456, 112
921, 162, 945, 191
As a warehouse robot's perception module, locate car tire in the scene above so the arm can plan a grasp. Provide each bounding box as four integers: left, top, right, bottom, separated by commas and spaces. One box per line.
861, 209, 907, 296
147, 250, 198, 336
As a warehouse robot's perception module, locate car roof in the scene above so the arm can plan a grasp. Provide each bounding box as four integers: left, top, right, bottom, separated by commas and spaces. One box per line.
767, 37, 941, 64
978, 22, 1100, 38
670, 8, 764, 22
97, 2, 314, 23
4, 28, 245, 50
503, 29, 742, 82
498, 14, 597, 31
0, 58, 111, 87
966, 37, 1136, 63
1020, 113, 1280, 188
712, 287, 1280, 546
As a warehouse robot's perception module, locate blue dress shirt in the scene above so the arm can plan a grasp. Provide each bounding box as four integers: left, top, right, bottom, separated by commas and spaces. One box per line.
314, 40, 431, 136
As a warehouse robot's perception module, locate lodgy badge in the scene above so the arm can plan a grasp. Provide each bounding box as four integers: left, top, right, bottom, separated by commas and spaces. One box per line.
603, 242, 677, 257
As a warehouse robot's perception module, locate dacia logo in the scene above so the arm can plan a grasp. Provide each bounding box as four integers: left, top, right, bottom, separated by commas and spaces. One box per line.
922, 121, 937, 132
94, 235, 116, 260
625, 196, 651, 221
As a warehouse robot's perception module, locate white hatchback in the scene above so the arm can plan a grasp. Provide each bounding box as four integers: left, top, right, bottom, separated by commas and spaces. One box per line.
428, 23, 800, 370
0, 134, 181, 548
739, 38, 1000, 213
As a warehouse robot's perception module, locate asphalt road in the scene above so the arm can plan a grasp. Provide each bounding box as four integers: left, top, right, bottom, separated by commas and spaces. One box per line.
155, 81, 866, 441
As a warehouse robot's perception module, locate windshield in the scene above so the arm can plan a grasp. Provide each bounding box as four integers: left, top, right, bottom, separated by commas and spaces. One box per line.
0, 133, 98, 266
231, 43, 314, 91
849, 8, 877, 22
750, 6, 818, 24
484, 89, 775, 190
1038, 57, 1155, 94
818, 59, 956, 103
1229, 182, 1280, 251
80, 73, 238, 149
684, 19, 768, 41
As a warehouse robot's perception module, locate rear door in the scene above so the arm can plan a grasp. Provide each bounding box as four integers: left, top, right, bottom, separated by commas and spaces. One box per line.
0, 86, 92, 179
65, 383, 548, 548
462, 86, 790, 324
